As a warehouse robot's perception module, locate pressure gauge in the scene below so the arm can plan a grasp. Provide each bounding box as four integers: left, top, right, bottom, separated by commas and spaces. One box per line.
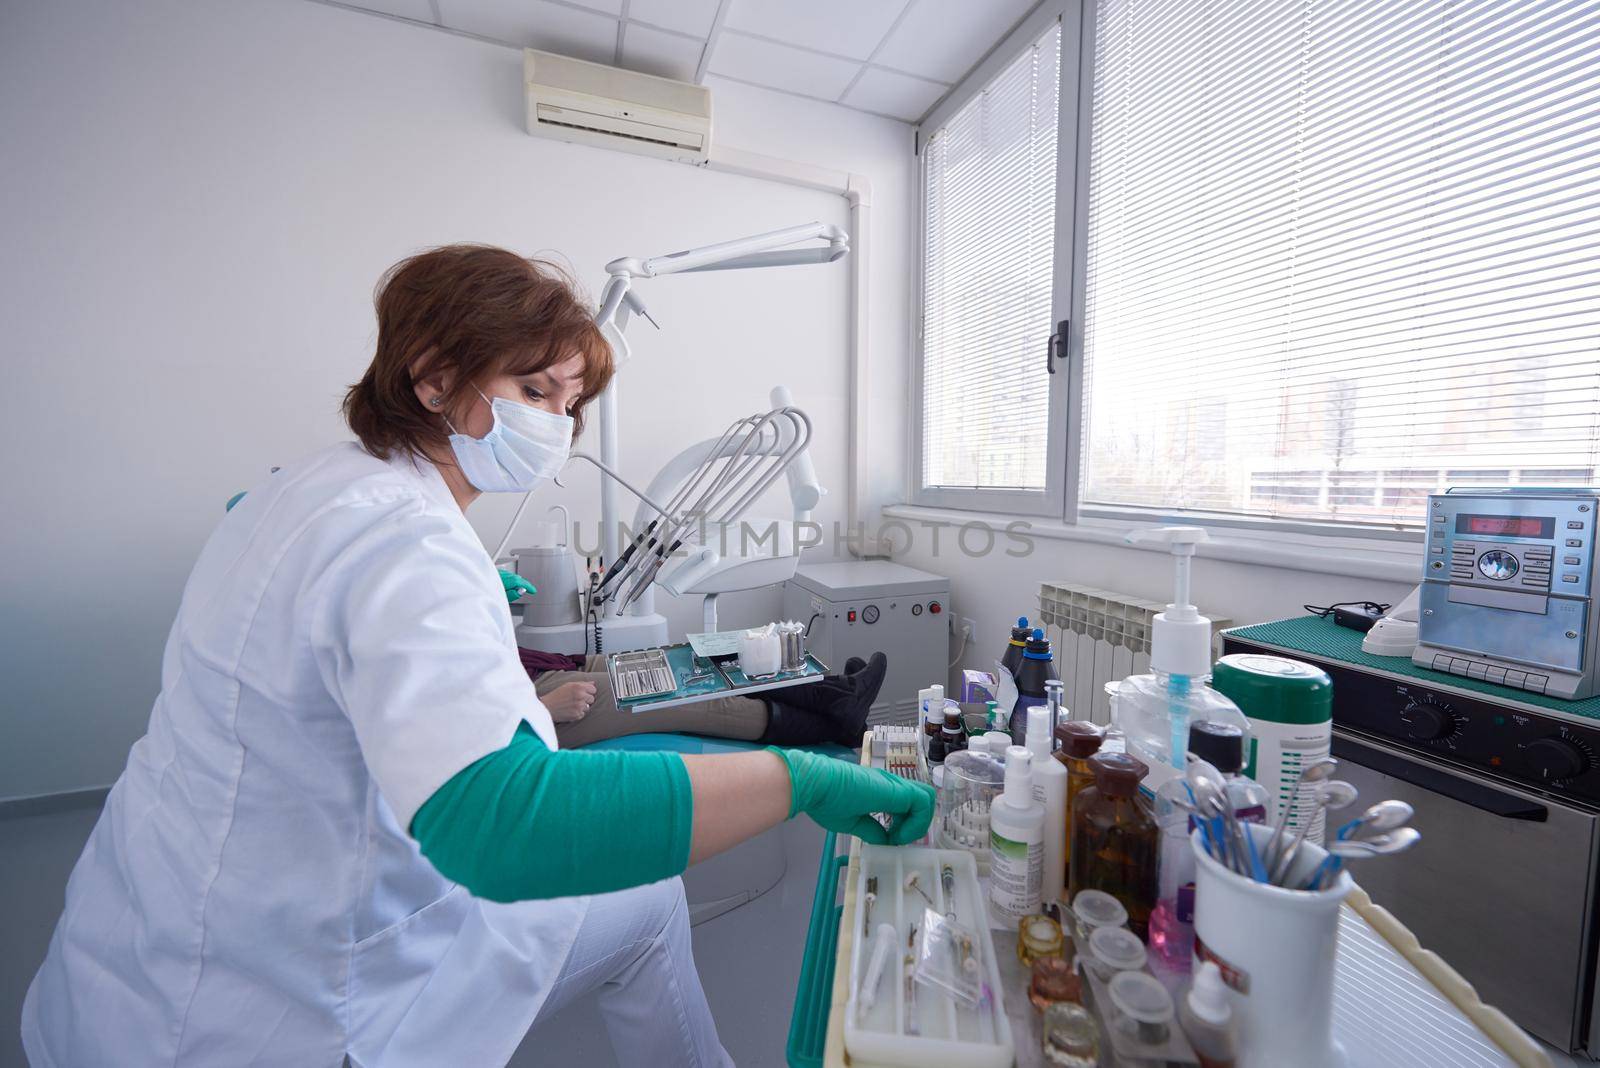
1477, 549, 1519, 582
862, 605, 880, 624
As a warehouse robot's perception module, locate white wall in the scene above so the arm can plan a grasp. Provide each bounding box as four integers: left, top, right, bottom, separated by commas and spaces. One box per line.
895, 529, 1414, 719
0, 0, 915, 800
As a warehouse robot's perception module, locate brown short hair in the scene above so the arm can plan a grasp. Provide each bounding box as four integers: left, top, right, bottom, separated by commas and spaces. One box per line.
344, 245, 613, 461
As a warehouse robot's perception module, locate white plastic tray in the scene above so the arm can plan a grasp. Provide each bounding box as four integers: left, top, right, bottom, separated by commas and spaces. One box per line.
842, 845, 1014, 1068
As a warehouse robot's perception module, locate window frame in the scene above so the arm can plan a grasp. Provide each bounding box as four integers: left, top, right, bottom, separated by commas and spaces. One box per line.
914, 0, 1495, 545
910, 0, 1084, 518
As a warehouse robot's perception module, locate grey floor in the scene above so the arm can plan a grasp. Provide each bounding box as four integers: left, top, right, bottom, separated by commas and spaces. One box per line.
0, 798, 825, 1068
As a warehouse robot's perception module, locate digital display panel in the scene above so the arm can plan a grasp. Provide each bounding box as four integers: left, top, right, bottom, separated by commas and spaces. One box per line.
1455, 514, 1554, 538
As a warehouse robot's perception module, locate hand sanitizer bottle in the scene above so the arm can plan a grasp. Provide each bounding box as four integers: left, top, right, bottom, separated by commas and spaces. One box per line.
1111, 527, 1252, 797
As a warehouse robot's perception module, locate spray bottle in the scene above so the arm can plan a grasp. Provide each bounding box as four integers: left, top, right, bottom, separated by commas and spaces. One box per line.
1112, 527, 1251, 797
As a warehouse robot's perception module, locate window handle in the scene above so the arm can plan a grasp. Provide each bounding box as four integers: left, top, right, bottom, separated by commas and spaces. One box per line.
1047, 319, 1068, 374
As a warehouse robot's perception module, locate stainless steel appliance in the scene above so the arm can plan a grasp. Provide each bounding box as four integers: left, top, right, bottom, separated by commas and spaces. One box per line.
1417, 488, 1600, 699
1225, 624, 1600, 1058
782, 561, 951, 727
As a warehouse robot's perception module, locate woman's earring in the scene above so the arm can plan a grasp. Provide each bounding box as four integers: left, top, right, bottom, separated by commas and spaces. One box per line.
430, 396, 443, 407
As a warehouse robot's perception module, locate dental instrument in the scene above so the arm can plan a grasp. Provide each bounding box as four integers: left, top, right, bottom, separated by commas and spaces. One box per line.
510, 223, 840, 654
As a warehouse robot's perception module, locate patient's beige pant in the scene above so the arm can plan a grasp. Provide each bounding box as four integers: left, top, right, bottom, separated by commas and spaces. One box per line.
543, 655, 770, 749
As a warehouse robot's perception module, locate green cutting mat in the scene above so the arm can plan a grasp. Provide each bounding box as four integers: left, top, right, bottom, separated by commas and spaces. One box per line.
1224, 615, 1600, 721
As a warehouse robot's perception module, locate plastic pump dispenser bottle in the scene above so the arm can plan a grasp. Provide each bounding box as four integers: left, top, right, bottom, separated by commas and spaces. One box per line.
1025, 705, 1070, 908
1113, 526, 1251, 796
1179, 961, 1238, 1068
989, 745, 1046, 924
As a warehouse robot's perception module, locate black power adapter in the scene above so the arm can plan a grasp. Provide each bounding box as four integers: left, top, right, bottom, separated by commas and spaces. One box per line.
1304, 600, 1390, 633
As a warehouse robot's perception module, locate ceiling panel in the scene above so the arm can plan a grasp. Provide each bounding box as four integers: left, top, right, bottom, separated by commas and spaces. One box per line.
842, 66, 945, 122
567, 0, 624, 12
627, 0, 721, 38
872, 0, 1038, 83
339, 0, 436, 20
620, 23, 704, 83
439, 0, 618, 62
707, 32, 862, 100
724, 0, 909, 62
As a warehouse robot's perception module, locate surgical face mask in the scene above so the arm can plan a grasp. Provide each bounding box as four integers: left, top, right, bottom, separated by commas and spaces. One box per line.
446, 388, 574, 493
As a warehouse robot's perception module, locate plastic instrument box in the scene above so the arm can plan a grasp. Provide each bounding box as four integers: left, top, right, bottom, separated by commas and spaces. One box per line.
843, 845, 1014, 1067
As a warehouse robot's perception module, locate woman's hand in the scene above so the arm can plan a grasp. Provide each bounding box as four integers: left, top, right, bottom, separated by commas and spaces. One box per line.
767, 748, 936, 845
542, 681, 597, 724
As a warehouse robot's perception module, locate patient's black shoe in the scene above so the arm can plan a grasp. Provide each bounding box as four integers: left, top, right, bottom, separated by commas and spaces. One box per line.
758, 652, 888, 747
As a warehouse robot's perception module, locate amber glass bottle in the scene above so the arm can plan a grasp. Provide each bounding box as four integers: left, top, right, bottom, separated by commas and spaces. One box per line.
1055, 721, 1105, 893
1067, 752, 1158, 938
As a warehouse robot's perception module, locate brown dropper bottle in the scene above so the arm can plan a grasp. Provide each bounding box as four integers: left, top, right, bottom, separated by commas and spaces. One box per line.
1068, 752, 1158, 938
1056, 721, 1105, 894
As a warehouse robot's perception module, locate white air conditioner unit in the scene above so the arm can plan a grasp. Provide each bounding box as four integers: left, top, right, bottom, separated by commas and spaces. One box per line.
523, 49, 712, 164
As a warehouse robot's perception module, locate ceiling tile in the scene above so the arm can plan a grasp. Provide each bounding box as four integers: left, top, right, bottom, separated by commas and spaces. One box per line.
440, 0, 618, 62
620, 23, 703, 82
707, 32, 862, 100
843, 66, 943, 122
341, 0, 436, 20
567, 0, 625, 12
626, 0, 721, 38
724, 0, 908, 61
872, 0, 1038, 83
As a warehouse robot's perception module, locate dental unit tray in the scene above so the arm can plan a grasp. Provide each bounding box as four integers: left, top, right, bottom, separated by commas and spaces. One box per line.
607, 643, 828, 713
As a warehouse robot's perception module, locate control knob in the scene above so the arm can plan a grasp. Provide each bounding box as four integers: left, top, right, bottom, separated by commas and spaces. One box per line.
1524, 737, 1590, 782
1401, 700, 1453, 742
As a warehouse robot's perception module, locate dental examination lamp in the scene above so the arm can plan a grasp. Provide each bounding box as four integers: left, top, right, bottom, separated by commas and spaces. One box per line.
502, 222, 844, 654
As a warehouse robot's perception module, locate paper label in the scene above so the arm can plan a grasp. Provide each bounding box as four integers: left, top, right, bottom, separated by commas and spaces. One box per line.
1195, 935, 1250, 994
989, 830, 1043, 920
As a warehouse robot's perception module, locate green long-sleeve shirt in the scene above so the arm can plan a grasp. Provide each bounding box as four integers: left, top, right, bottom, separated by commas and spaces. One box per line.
411, 722, 695, 902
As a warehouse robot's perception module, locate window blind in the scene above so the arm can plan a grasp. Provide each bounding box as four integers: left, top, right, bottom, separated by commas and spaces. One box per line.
1080, 0, 1600, 529
921, 23, 1061, 492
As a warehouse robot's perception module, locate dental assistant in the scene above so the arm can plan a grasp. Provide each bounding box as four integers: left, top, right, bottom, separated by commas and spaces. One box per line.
22, 245, 934, 1067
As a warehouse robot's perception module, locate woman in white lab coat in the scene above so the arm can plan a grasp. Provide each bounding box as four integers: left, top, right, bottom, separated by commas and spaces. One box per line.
21, 245, 933, 1067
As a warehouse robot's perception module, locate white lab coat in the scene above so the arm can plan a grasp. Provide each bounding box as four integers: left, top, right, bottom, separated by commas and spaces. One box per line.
22, 443, 588, 1067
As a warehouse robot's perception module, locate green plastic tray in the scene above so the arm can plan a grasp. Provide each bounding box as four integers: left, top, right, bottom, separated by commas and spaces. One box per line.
787, 831, 847, 1068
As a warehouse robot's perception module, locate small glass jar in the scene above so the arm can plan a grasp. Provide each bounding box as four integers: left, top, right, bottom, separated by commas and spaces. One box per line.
1041, 1001, 1100, 1067
1068, 888, 1129, 957
1107, 970, 1175, 1046
1084, 925, 1148, 982
1029, 956, 1081, 1011
1017, 914, 1065, 964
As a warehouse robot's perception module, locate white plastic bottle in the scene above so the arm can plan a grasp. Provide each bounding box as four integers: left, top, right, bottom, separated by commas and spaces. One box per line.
989, 745, 1046, 924
1025, 706, 1069, 908
1179, 961, 1238, 1068
1112, 527, 1252, 797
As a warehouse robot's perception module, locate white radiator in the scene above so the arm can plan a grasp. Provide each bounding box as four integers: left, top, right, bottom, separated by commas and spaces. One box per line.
1036, 582, 1230, 726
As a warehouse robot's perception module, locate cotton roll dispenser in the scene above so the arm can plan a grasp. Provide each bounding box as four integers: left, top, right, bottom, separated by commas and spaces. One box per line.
775, 619, 807, 672
738, 624, 782, 677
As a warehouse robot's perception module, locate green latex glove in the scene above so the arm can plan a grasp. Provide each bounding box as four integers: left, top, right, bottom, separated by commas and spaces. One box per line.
768, 747, 936, 846
499, 569, 537, 604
